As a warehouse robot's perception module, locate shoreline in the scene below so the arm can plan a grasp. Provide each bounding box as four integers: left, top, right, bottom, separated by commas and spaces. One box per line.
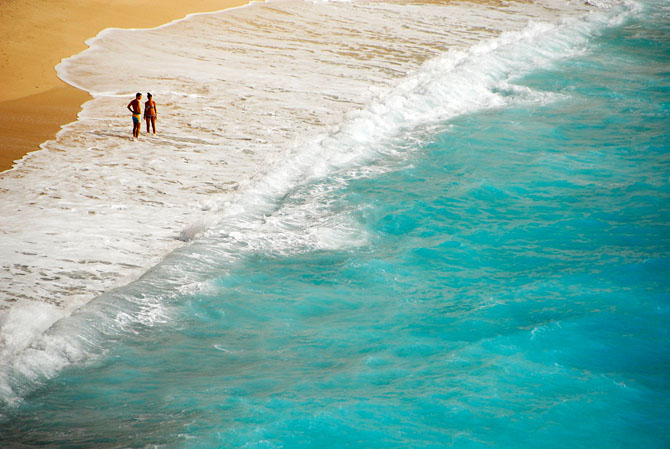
0, 0, 254, 173
0, 0, 600, 404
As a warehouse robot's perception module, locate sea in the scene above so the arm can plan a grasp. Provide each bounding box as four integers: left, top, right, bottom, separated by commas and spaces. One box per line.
0, 0, 668, 447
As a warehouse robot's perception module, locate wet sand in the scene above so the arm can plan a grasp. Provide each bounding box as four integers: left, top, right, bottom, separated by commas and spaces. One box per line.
0, 0, 253, 172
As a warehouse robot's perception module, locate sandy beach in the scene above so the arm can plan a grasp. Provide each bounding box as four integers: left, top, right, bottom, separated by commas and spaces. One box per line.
0, 0, 253, 172
6, 2, 659, 445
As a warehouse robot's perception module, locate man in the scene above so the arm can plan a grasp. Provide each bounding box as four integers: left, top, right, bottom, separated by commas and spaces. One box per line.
127, 92, 142, 138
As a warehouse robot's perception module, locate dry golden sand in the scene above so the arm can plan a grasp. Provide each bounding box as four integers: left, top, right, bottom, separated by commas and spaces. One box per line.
0, 0, 253, 172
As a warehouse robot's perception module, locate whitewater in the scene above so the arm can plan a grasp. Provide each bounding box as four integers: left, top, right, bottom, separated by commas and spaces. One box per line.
0, 0, 594, 377
1, 0, 668, 446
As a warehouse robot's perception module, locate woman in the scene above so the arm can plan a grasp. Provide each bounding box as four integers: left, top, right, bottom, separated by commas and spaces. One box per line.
144, 92, 158, 134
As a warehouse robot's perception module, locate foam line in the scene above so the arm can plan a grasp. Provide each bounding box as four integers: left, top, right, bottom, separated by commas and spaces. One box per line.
0, 0, 624, 406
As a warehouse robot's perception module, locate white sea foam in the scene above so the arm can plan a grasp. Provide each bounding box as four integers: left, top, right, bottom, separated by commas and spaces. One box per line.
1, 0, 620, 405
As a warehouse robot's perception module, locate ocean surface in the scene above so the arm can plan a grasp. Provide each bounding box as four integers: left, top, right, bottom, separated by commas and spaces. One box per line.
1, 0, 669, 447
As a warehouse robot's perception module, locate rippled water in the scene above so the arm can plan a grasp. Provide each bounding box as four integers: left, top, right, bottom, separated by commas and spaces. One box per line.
1, 0, 668, 447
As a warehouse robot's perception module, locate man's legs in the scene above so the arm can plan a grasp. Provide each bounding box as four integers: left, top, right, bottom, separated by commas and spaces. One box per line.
133, 115, 140, 138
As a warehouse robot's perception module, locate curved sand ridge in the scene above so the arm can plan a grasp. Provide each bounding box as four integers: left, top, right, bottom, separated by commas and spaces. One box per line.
0, 0, 254, 171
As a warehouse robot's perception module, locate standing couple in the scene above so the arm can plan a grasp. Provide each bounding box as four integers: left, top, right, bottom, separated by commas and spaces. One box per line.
126, 92, 158, 138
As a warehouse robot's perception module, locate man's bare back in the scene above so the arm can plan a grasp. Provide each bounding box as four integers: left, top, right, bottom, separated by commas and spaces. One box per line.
127, 93, 142, 138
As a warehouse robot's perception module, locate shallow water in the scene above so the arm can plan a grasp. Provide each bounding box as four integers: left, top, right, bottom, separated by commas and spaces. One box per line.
1, 0, 669, 447
0, 0, 592, 374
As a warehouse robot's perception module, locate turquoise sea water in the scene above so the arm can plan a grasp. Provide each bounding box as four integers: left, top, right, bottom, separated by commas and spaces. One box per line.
2, 0, 669, 447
